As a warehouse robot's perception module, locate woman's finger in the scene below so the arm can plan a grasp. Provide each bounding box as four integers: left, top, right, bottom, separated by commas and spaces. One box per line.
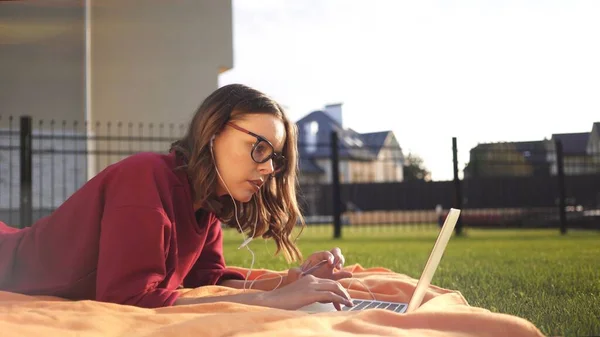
312, 279, 352, 302
333, 301, 342, 311
316, 291, 353, 308
302, 251, 332, 270
330, 247, 345, 268
318, 251, 335, 265
331, 270, 353, 280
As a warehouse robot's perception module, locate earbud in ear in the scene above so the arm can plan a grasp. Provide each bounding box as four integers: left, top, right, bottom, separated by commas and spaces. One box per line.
210, 135, 215, 147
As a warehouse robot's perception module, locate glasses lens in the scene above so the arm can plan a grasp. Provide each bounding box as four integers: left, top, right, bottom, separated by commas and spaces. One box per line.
252, 141, 287, 174
252, 140, 273, 163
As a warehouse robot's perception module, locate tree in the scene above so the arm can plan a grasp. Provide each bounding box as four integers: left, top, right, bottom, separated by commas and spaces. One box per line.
403, 152, 431, 181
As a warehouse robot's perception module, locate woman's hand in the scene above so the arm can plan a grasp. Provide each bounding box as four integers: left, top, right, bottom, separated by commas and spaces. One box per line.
175, 275, 352, 310
287, 247, 353, 284
220, 248, 351, 292
258, 274, 353, 310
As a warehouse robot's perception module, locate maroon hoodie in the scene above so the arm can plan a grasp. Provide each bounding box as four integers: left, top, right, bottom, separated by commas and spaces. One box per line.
0, 151, 244, 308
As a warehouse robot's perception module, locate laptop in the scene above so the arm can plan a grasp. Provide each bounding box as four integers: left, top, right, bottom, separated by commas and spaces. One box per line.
298, 208, 461, 314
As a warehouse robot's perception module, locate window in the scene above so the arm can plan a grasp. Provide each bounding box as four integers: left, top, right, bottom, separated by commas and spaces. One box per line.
305, 121, 319, 153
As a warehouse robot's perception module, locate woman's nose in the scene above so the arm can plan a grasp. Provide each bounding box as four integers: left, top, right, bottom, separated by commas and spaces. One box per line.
257, 158, 275, 175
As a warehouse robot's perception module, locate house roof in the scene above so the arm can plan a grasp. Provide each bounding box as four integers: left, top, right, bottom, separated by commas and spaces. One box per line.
296, 110, 378, 161
551, 132, 589, 155
299, 158, 324, 174
361, 131, 390, 155
472, 140, 549, 151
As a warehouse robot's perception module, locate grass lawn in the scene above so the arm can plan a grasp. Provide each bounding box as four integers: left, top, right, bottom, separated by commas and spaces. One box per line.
223, 226, 600, 337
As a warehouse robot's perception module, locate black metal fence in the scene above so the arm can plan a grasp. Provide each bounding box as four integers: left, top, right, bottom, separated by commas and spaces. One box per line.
297, 135, 600, 236
2, 115, 599, 236
0, 116, 187, 227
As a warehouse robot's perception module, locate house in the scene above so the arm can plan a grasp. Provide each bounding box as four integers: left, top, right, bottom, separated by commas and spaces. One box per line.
295, 104, 405, 185
464, 122, 600, 178
546, 123, 600, 175
464, 140, 552, 178
547, 132, 592, 175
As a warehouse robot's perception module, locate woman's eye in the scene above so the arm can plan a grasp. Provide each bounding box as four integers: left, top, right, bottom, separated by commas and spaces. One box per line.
255, 143, 267, 155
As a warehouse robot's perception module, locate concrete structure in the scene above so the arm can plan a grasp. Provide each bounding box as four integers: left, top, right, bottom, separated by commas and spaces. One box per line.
0, 1, 234, 224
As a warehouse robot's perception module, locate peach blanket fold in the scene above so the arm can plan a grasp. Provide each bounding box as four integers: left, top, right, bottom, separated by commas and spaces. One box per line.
0, 264, 545, 337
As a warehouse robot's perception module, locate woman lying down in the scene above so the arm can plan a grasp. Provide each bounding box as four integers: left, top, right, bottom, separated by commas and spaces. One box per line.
0, 84, 354, 310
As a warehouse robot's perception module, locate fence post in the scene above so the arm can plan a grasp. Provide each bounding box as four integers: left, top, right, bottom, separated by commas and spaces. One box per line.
555, 140, 567, 234
331, 131, 342, 239
20, 116, 33, 228
452, 137, 463, 235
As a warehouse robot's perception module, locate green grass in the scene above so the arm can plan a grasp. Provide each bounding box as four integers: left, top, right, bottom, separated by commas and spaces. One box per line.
223, 226, 600, 337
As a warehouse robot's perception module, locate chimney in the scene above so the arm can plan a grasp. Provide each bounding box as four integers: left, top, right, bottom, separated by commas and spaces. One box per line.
324, 103, 343, 127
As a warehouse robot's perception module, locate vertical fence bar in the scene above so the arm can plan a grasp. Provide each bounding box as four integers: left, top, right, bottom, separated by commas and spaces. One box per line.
84, 121, 89, 184
0, 116, 3, 223
128, 122, 133, 155
20, 116, 33, 228
117, 122, 122, 162
51, 120, 56, 211
452, 137, 463, 236
38, 119, 43, 221
107, 122, 112, 166
95, 121, 101, 175
63, 121, 68, 202
139, 123, 144, 153
331, 131, 342, 239
149, 123, 154, 152
555, 139, 567, 234
73, 121, 79, 200
9, 116, 14, 225
159, 123, 164, 153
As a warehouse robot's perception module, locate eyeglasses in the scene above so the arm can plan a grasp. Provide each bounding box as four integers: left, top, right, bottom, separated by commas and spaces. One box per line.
226, 122, 287, 175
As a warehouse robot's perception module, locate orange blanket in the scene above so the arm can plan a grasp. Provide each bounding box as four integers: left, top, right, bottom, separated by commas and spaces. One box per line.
0, 265, 545, 337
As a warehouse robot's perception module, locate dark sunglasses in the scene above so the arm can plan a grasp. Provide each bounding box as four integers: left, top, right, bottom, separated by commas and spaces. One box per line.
226, 122, 287, 175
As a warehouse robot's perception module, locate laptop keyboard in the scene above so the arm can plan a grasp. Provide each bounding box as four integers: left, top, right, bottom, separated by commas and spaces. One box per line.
342, 299, 407, 313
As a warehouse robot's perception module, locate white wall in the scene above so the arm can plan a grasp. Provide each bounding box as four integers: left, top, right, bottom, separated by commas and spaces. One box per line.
91, 0, 233, 126
0, 0, 232, 128
0, 1, 233, 221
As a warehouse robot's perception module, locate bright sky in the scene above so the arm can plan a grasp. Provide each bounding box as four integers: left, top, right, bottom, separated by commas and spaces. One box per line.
219, 0, 600, 181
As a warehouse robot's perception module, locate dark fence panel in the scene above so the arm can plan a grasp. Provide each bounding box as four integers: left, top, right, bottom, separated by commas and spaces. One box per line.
0, 115, 186, 228
2, 116, 599, 234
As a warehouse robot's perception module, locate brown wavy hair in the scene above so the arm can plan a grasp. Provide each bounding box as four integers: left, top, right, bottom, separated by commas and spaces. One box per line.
170, 84, 304, 263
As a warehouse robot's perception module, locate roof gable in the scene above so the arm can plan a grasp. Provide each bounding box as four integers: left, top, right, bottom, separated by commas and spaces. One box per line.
551, 132, 589, 155
360, 131, 390, 155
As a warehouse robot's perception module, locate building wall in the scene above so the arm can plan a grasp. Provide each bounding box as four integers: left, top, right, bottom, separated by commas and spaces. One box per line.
91, 0, 233, 126
0, 1, 233, 223
1, 1, 232, 128
0, 2, 85, 125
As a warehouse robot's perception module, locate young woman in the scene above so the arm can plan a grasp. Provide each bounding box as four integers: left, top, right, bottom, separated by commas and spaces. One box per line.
0, 84, 353, 310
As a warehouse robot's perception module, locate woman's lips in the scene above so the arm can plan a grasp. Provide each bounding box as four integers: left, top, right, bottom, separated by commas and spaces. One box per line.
248, 180, 263, 192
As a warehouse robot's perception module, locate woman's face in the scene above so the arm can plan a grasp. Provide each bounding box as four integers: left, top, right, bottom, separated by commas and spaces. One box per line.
211, 113, 286, 202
